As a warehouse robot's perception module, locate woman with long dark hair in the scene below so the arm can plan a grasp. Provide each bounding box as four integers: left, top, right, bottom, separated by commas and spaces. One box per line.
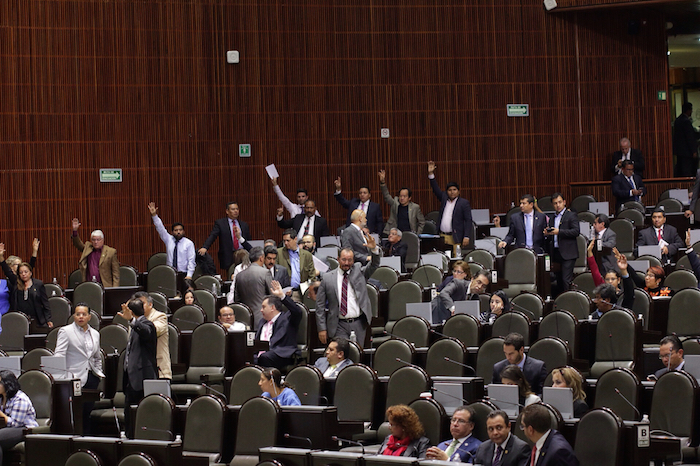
258, 367, 301, 406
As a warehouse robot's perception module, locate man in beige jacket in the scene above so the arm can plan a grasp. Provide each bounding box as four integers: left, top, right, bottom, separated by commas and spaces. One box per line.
133, 291, 171, 379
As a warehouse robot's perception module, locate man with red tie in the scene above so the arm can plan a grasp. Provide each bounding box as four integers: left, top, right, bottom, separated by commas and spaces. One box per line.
199, 202, 252, 272
520, 404, 578, 466
636, 208, 684, 262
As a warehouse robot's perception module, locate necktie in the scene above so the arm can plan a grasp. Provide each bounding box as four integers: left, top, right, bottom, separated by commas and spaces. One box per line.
445, 439, 458, 459
304, 218, 311, 236
530, 445, 537, 466
361, 202, 365, 212
493, 445, 504, 466
172, 237, 180, 270
232, 221, 240, 250
657, 229, 662, 242
525, 214, 533, 249
340, 272, 349, 316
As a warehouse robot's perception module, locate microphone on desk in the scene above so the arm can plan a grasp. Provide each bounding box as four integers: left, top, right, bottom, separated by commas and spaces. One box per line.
110, 345, 120, 356
485, 396, 526, 409
608, 332, 616, 369
201, 383, 228, 404
395, 358, 422, 370
141, 426, 174, 440
284, 433, 313, 449
510, 302, 537, 321
174, 317, 202, 326
157, 285, 180, 295
68, 396, 75, 433
614, 388, 641, 421
113, 406, 122, 435
332, 436, 365, 455
443, 357, 476, 377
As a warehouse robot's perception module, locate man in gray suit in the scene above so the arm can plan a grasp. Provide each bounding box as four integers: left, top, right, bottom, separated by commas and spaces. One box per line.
593, 214, 617, 273
234, 246, 272, 330
341, 209, 374, 264
313, 337, 353, 378
316, 239, 381, 347
379, 169, 425, 235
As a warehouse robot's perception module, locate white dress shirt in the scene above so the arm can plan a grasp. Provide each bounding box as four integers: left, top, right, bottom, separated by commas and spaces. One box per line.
336, 269, 361, 319
152, 215, 196, 277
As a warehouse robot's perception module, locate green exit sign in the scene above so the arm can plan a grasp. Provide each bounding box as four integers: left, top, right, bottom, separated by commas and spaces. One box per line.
239, 144, 251, 158
507, 104, 529, 117
99, 169, 122, 183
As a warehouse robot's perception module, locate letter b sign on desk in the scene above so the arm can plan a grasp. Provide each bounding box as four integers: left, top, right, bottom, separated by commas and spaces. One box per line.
638, 424, 650, 447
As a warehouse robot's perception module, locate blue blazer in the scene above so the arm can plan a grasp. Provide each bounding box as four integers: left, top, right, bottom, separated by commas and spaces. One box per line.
503, 211, 547, 254
438, 435, 482, 462
334, 193, 384, 235
535, 430, 579, 466
429, 178, 474, 245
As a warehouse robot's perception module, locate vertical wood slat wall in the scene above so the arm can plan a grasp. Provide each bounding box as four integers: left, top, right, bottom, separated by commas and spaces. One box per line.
0, 0, 672, 284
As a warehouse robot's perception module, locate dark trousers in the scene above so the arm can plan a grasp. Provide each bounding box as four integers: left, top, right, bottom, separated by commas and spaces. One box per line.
123, 371, 144, 437
82, 372, 100, 435
553, 248, 576, 296
677, 156, 697, 178
0, 427, 25, 464
335, 315, 368, 348
256, 351, 295, 371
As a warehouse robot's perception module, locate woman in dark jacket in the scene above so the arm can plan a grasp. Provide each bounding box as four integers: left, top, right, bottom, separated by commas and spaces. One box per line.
0, 244, 52, 328
379, 405, 430, 459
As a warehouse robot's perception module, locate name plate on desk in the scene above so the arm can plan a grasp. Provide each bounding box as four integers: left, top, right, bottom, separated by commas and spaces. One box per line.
246, 331, 256, 346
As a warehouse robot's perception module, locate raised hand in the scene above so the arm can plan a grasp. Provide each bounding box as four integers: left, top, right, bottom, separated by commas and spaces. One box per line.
0, 243, 5, 259
378, 170, 386, 184
32, 238, 40, 254
72, 218, 81, 231
365, 233, 377, 250
587, 239, 595, 257
271, 176, 278, 187
427, 161, 436, 175
148, 202, 158, 216
334, 176, 342, 191
276, 207, 284, 217
270, 280, 284, 299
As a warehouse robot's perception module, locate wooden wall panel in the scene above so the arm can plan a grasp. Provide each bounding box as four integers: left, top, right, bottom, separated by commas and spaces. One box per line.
0, 0, 674, 285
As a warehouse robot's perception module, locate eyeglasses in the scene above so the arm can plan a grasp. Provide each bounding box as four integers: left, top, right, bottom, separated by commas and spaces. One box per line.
220, 313, 234, 318
450, 418, 469, 425
659, 351, 675, 360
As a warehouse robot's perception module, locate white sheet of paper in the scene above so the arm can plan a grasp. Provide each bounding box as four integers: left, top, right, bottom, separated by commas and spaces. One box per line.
265, 164, 279, 179
312, 255, 329, 273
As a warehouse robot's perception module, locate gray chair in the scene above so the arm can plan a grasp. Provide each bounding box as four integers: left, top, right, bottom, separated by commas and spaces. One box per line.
66, 310, 101, 330
385, 366, 430, 409
73, 281, 105, 316
22, 347, 54, 372
19, 370, 53, 431
491, 311, 530, 344
409, 398, 446, 446
411, 265, 443, 288
622, 201, 645, 213
384, 280, 422, 335
650, 371, 700, 454
403, 232, 420, 270
442, 314, 481, 347
44, 283, 64, 298
370, 266, 399, 290
373, 338, 414, 377
537, 196, 554, 212
99, 324, 129, 355
571, 195, 595, 214
467, 400, 498, 443
229, 303, 253, 330
117, 454, 157, 466
231, 397, 279, 466
577, 211, 596, 224
476, 337, 505, 383
229, 365, 264, 406
594, 367, 641, 421
168, 323, 180, 365
172, 305, 206, 332
657, 198, 684, 213
590, 309, 636, 378
513, 402, 563, 446
617, 208, 645, 227
146, 265, 178, 299
502, 248, 537, 298
425, 337, 468, 377
68, 269, 83, 289
677, 254, 692, 271
554, 290, 592, 320
327, 258, 339, 270
510, 292, 544, 321
539, 311, 578, 357
609, 219, 635, 260
635, 254, 662, 268
133, 394, 175, 440
573, 235, 588, 274
181, 395, 227, 464
335, 364, 377, 442
528, 337, 570, 374
193, 289, 217, 322
147, 253, 167, 271
668, 288, 700, 336
148, 292, 169, 314
0, 312, 30, 354
45, 327, 60, 352
505, 206, 521, 226
367, 283, 379, 320
466, 249, 495, 269
119, 266, 139, 287
422, 220, 438, 235
171, 323, 227, 401
665, 269, 698, 293
392, 316, 430, 348
347, 341, 362, 364
631, 288, 651, 330
425, 211, 440, 224
195, 275, 223, 297
572, 273, 596, 299
575, 408, 624, 466
65, 451, 103, 466
48, 297, 72, 328
285, 365, 324, 405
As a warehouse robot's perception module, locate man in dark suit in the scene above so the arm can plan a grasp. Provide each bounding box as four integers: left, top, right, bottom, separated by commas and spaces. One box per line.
492, 333, 547, 395
276, 200, 330, 240
521, 404, 579, 466
234, 247, 272, 329
426, 406, 482, 463
333, 177, 384, 234
674, 102, 699, 177
498, 194, 547, 254
383, 228, 408, 272
650, 335, 685, 380
119, 298, 157, 431
611, 137, 644, 177
255, 281, 304, 370
427, 161, 474, 253
316, 240, 381, 347
637, 208, 684, 262
199, 202, 252, 272
611, 160, 646, 213
685, 168, 700, 218
473, 410, 530, 466
593, 214, 617, 273
545, 193, 580, 294
263, 245, 291, 288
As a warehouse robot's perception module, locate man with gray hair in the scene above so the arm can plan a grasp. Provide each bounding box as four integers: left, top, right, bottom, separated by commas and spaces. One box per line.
383, 228, 408, 272
71, 218, 120, 287
611, 137, 644, 177
234, 246, 272, 329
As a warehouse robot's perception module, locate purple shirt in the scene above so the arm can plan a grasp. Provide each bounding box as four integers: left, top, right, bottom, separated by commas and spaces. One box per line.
87, 248, 102, 283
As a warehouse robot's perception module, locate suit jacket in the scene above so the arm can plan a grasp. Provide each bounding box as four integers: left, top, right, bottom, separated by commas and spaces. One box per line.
147, 309, 171, 379
384, 240, 408, 272
473, 433, 530, 466
270, 264, 291, 289
493, 355, 548, 395
313, 357, 353, 377
316, 251, 380, 338
597, 228, 617, 273
535, 430, 579, 466
378, 436, 430, 459
611, 173, 646, 212
381, 184, 426, 235
54, 322, 105, 386
503, 211, 548, 254
611, 148, 644, 176
202, 217, 252, 271
637, 224, 685, 258
255, 295, 304, 359
277, 214, 330, 240
437, 435, 482, 462
124, 315, 157, 392
673, 113, 698, 159
0, 261, 52, 325
72, 234, 120, 287
429, 177, 474, 245
690, 169, 700, 214
334, 193, 384, 234
276, 247, 316, 284
548, 209, 580, 261
341, 225, 373, 264
431, 278, 477, 324
234, 263, 272, 329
